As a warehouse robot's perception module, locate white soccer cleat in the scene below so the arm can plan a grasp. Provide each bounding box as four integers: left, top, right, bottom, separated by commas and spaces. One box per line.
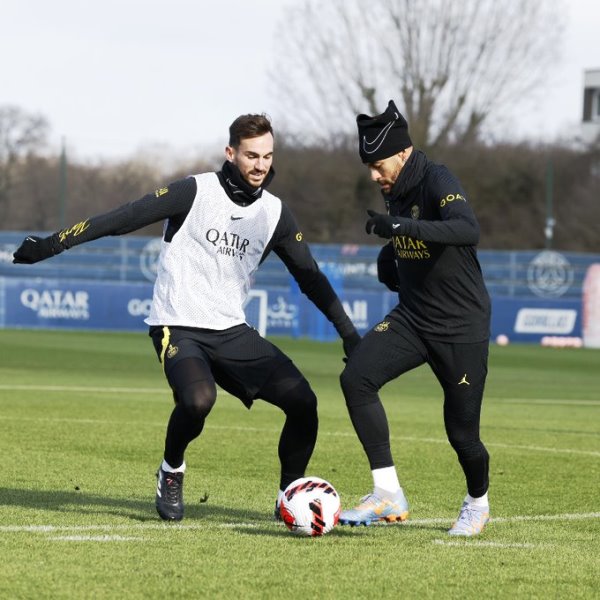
448, 502, 489, 536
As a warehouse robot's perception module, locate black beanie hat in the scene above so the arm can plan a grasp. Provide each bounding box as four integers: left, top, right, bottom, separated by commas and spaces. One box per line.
356, 100, 412, 163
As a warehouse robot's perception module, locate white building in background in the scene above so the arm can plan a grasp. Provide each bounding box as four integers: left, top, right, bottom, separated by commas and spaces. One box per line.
582, 69, 600, 145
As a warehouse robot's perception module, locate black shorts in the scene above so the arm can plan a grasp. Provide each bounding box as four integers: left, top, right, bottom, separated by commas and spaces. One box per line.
348, 309, 489, 400
149, 324, 291, 407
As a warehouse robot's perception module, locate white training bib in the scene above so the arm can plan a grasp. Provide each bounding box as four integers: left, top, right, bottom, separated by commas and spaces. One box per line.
146, 173, 282, 329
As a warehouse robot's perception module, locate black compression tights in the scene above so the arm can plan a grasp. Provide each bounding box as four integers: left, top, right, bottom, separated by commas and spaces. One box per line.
162, 358, 318, 492
257, 361, 318, 491
162, 358, 217, 469
341, 366, 489, 498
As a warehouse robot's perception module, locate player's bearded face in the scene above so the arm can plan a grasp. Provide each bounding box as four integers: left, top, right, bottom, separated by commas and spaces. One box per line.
368, 154, 404, 194
226, 133, 274, 188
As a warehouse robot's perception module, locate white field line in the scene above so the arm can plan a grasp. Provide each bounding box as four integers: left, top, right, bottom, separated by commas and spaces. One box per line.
432, 540, 540, 549
0, 512, 598, 536
207, 428, 600, 458
0, 523, 256, 534
1, 385, 598, 457
0, 416, 597, 458
0, 416, 165, 427
492, 398, 600, 407
481, 441, 600, 457
0, 384, 168, 395
255, 429, 600, 458
385, 434, 600, 458
0, 524, 205, 533
403, 512, 600, 526
50, 535, 142, 542
1, 384, 599, 407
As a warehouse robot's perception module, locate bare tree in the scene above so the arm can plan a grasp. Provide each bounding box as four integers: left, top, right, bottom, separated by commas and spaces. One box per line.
270, 0, 564, 149
0, 105, 49, 218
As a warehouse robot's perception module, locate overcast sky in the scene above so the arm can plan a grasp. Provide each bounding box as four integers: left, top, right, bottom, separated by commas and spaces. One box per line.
2, 0, 599, 162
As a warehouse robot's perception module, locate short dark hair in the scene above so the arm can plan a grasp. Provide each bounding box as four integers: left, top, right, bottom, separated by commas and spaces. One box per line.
228, 113, 273, 148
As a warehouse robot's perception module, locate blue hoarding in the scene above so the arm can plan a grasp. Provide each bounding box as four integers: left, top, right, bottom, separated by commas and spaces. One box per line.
1, 232, 598, 343
0, 275, 585, 343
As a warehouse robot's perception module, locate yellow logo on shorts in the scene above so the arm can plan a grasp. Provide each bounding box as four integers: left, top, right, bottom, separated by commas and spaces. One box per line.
374, 321, 390, 332
295, 232, 303, 241
166, 344, 179, 359
458, 373, 470, 385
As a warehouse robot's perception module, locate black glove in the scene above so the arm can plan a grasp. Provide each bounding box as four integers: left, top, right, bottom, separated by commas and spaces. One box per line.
13, 233, 63, 264
365, 209, 401, 239
342, 331, 361, 361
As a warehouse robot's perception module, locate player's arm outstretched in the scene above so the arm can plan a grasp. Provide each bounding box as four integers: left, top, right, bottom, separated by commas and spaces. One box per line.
13, 178, 197, 264
269, 204, 361, 359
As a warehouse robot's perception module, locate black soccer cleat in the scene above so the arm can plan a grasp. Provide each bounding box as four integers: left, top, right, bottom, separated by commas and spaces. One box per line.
155, 468, 184, 521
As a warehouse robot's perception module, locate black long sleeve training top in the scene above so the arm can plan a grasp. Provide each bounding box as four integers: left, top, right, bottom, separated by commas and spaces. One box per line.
54, 173, 356, 338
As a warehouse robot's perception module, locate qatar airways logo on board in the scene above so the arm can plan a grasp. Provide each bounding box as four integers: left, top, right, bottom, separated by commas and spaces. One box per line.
20, 289, 90, 320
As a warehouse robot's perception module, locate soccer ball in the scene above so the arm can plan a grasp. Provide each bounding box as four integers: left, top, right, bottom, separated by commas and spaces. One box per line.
495, 333, 510, 346
279, 476, 341, 537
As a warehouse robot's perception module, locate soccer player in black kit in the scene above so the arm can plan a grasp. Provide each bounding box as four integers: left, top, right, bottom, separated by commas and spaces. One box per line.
338, 101, 491, 536
13, 114, 360, 522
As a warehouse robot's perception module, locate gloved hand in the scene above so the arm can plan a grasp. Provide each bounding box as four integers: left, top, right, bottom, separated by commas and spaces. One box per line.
13, 234, 63, 264
342, 331, 361, 361
365, 209, 401, 239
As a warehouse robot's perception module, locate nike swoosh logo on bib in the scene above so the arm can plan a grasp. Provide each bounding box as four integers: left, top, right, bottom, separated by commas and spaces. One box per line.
230, 216, 243, 220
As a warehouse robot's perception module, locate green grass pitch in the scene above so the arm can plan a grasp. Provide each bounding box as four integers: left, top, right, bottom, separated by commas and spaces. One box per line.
0, 328, 598, 599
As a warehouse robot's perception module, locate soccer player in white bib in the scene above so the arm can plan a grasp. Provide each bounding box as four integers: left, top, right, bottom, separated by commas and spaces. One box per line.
13, 114, 361, 521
